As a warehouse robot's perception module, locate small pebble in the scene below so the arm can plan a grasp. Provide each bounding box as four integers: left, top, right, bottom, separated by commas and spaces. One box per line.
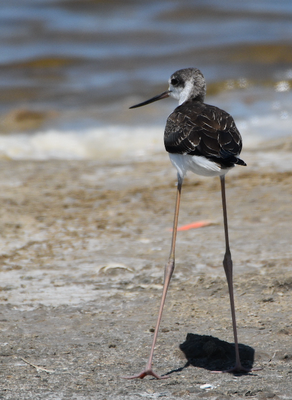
200, 383, 214, 390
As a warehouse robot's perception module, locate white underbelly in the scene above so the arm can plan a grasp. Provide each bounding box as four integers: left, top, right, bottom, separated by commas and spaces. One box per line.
169, 153, 232, 178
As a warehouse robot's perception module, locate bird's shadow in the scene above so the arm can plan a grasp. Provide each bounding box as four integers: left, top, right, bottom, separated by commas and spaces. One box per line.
165, 333, 255, 376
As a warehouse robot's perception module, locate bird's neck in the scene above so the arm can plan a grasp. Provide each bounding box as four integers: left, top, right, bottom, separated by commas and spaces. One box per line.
178, 81, 205, 105
178, 92, 205, 105
191, 93, 205, 103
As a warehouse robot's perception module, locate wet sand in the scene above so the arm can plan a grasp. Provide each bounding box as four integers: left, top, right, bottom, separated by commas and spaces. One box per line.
0, 144, 292, 399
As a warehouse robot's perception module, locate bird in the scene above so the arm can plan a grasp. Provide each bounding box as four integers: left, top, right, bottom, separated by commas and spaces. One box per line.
125, 67, 249, 379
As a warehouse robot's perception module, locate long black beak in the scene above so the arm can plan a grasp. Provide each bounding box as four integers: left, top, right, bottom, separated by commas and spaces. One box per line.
129, 90, 170, 109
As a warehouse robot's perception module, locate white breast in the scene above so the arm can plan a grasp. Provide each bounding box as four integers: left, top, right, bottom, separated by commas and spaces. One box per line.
169, 153, 232, 179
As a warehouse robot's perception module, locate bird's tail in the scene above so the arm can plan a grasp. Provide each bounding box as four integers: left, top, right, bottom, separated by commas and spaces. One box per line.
235, 157, 247, 166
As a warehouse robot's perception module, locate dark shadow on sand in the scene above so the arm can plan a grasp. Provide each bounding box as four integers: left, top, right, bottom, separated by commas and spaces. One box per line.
165, 333, 255, 377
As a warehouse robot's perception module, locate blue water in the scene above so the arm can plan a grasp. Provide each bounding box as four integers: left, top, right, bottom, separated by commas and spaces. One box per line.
0, 0, 292, 159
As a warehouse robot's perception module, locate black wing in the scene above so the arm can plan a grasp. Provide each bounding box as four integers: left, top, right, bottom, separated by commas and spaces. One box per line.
164, 100, 246, 168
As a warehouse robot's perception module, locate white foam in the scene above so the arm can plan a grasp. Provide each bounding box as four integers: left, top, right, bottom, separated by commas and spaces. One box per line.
0, 113, 291, 161
0, 126, 163, 161
238, 114, 292, 148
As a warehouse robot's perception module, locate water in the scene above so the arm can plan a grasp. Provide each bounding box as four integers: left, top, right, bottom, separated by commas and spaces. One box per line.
1, 0, 292, 160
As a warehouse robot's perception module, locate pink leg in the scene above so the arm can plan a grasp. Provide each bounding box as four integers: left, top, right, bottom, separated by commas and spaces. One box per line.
214, 175, 251, 373
124, 176, 183, 379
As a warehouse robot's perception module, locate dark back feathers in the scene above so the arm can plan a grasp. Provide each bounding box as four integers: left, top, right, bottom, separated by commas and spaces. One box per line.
164, 100, 246, 168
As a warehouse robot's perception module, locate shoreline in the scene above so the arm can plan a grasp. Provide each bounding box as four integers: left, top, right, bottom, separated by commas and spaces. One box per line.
0, 150, 292, 398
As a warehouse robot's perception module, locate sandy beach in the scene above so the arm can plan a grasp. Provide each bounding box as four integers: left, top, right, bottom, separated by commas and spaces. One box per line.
0, 140, 291, 399
1, 1, 292, 398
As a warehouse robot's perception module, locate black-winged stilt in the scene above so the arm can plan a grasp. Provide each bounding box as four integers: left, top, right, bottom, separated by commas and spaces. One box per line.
126, 68, 248, 379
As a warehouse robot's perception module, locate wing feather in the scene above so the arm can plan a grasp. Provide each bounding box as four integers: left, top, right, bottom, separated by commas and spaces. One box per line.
164, 100, 245, 167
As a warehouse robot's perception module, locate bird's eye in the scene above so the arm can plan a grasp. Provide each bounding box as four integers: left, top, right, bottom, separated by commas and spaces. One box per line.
171, 78, 179, 86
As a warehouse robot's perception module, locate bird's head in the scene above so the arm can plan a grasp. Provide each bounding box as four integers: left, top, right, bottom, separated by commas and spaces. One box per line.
129, 68, 206, 109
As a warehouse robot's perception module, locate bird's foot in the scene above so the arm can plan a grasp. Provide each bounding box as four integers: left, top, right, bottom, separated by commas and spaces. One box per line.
123, 368, 168, 380
211, 363, 261, 374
